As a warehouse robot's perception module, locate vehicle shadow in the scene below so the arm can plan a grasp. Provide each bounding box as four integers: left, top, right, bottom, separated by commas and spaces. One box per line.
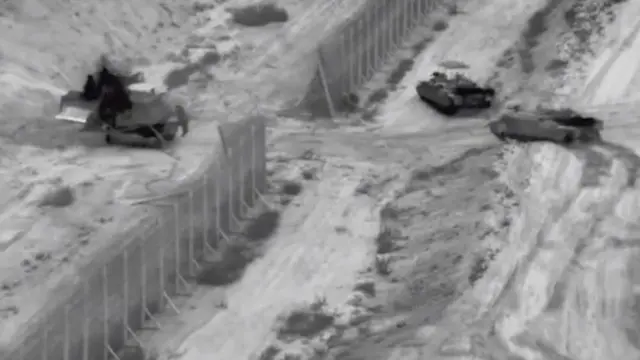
2, 116, 109, 150
450, 107, 495, 119
422, 101, 496, 120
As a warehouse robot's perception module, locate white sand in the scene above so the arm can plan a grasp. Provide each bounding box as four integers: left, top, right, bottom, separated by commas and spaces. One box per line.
0, 0, 368, 349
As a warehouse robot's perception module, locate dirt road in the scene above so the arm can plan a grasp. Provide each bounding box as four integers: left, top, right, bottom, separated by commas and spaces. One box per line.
316, 1, 640, 360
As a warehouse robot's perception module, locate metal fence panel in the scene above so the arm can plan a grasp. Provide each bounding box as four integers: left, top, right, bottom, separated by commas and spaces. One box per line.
5, 117, 267, 360
304, 0, 437, 116
5, 0, 436, 356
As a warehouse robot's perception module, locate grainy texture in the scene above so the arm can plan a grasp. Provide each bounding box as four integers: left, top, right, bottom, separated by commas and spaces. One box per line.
0, 0, 368, 357
4, 0, 640, 360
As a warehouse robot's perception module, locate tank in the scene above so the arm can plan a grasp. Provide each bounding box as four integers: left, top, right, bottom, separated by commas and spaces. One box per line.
416, 71, 495, 115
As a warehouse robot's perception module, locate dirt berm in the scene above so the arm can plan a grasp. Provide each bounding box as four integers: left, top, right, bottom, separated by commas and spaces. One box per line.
330, 0, 640, 359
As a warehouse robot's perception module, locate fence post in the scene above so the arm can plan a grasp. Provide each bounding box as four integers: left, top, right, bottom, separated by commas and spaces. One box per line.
317, 50, 336, 118
386, 0, 393, 59
158, 229, 179, 314
215, 159, 232, 246
354, 20, 362, 87
227, 147, 241, 232
339, 34, 348, 101
377, 1, 384, 63
257, 122, 267, 195
188, 190, 197, 276
171, 202, 190, 294
103, 265, 118, 360
249, 125, 258, 204
158, 238, 166, 310
394, 2, 401, 51
227, 147, 234, 231
202, 171, 211, 251
122, 248, 143, 349
82, 281, 90, 360
123, 249, 129, 346
248, 123, 270, 209
140, 240, 148, 327
237, 135, 245, 215
349, 25, 357, 93
215, 158, 222, 235
202, 168, 218, 256
139, 238, 159, 329
365, 13, 371, 82
372, 2, 379, 70
404, 0, 410, 36
41, 325, 48, 360
238, 135, 249, 215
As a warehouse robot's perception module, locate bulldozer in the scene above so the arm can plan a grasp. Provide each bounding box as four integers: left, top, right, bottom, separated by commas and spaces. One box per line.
56, 56, 189, 148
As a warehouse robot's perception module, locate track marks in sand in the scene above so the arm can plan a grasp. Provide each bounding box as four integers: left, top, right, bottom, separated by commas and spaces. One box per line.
163, 160, 383, 360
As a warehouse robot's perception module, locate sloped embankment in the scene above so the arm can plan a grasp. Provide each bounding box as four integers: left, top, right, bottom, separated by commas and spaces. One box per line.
461, 0, 640, 359
325, 0, 639, 359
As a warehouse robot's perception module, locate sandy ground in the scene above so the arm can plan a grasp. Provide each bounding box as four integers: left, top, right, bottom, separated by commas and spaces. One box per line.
327, 1, 640, 360
0, 0, 368, 349
5, 0, 640, 360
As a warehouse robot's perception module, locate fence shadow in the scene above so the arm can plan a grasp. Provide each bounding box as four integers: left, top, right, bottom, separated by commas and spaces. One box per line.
303, 0, 437, 118
5, 1, 444, 359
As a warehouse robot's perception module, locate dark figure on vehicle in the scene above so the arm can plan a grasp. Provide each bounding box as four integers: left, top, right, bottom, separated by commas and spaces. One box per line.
82, 75, 101, 101
79, 66, 134, 127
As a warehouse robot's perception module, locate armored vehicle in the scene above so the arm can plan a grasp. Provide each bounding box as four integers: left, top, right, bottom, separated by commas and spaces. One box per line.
416, 71, 496, 115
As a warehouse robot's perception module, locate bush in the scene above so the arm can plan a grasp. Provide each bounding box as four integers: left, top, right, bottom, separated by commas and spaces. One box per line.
432, 19, 449, 31
229, 3, 289, 27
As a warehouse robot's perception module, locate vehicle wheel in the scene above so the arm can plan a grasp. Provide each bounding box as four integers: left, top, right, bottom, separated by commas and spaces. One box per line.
562, 133, 574, 144
105, 134, 112, 144
439, 96, 459, 116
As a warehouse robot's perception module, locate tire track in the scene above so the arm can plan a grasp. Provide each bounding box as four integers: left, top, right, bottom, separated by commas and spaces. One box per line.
413, 5, 640, 360
580, 17, 640, 104
455, 10, 640, 359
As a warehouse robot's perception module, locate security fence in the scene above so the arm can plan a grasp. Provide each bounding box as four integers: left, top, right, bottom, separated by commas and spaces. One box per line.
303, 0, 439, 116
4, 0, 444, 359
6, 117, 267, 360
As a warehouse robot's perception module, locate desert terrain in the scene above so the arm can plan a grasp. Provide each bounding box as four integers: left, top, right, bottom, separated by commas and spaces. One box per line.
2, 0, 640, 359
0, 0, 368, 349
